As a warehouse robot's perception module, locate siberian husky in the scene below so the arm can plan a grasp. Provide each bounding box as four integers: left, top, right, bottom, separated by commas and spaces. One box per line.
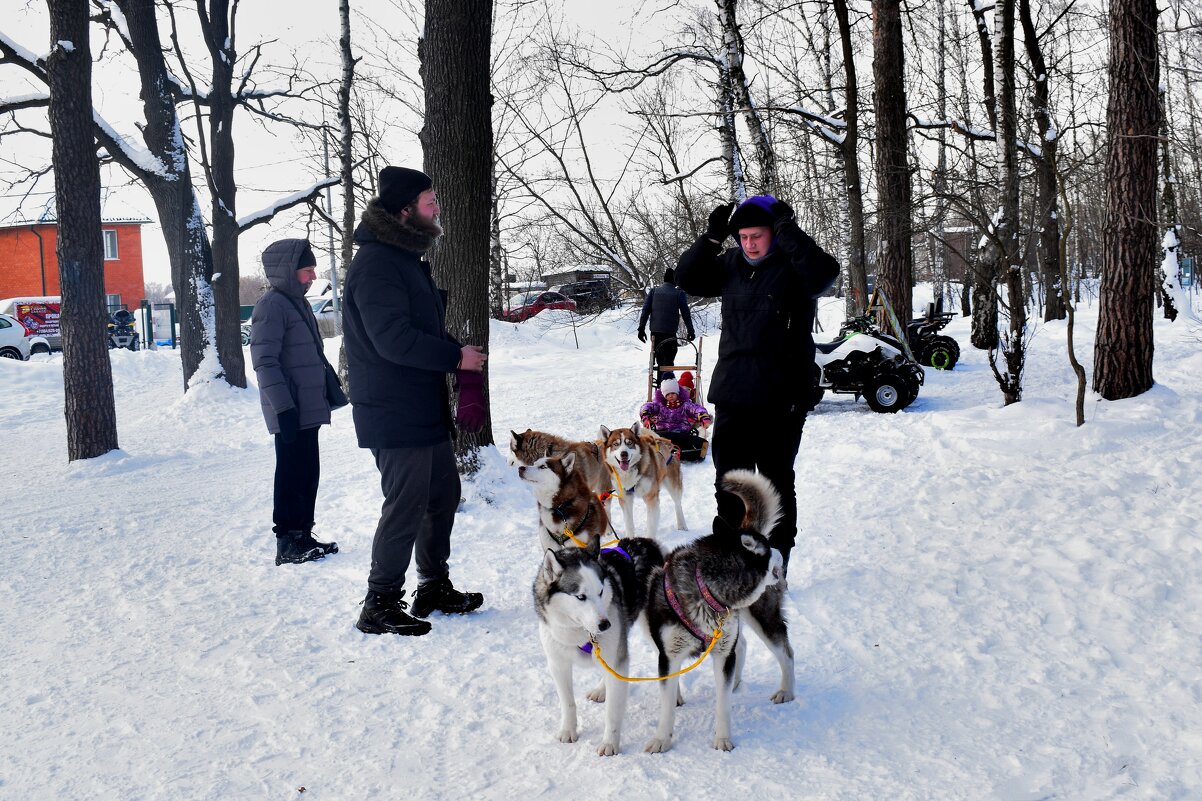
510, 429, 612, 498
642, 469, 795, 753
599, 422, 686, 538
532, 537, 663, 756
517, 450, 611, 553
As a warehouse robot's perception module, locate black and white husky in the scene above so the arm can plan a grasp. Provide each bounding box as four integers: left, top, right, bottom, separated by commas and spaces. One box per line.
532, 537, 663, 756
643, 469, 795, 753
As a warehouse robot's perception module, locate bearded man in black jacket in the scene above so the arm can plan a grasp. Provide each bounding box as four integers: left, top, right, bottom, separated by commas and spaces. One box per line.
343, 166, 487, 636
674, 195, 839, 567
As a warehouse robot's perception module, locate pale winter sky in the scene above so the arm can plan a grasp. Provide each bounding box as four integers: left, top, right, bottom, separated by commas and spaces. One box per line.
0, 0, 657, 289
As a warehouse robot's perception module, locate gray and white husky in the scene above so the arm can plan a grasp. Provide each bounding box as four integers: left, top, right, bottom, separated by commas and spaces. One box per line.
642, 469, 795, 753
532, 537, 663, 756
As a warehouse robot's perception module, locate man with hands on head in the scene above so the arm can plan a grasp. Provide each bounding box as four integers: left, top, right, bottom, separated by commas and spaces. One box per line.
342, 165, 488, 637
673, 195, 839, 569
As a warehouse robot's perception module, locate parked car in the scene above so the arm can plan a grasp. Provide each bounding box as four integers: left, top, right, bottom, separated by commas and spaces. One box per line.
551, 279, 617, 313
309, 297, 338, 338
501, 290, 577, 322
240, 322, 252, 346
0, 313, 32, 360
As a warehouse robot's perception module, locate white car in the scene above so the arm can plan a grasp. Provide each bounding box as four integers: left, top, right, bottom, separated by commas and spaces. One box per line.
0, 312, 39, 360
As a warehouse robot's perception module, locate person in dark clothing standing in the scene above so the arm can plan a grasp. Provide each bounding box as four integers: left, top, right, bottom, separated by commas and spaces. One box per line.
250, 238, 340, 566
674, 195, 839, 566
343, 165, 487, 637
637, 268, 695, 382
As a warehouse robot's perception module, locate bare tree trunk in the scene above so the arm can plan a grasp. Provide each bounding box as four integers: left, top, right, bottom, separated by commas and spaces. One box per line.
1094, 0, 1158, 400
339, 0, 357, 274
420, 0, 494, 471
994, 0, 1025, 405
718, 0, 777, 195
47, 0, 118, 460
116, 0, 218, 392
834, 0, 868, 315
193, 0, 246, 388
1158, 34, 1179, 321
872, 0, 913, 321
1020, 0, 1064, 323
931, 0, 950, 310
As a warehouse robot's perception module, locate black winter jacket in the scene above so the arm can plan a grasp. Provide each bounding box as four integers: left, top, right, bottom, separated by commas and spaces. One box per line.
250, 238, 331, 434
639, 282, 694, 337
343, 200, 462, 448
674, 221, 839, 410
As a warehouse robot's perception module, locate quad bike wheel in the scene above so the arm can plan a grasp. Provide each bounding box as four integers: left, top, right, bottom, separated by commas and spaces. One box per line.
922, 336, 959, 370
811, 363, 826, 407
865, 374, 907, 413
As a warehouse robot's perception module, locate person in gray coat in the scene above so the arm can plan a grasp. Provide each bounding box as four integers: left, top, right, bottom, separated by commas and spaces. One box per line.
638, 268, 695, 383
250, 238, 339, 566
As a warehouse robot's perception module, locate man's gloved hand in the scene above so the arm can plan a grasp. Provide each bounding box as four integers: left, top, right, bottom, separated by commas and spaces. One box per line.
454, 370, 487, 433
637, 329, 648, 343
277, 407, 299, 444
686, 331, 696, 341
770, 199, 795, 228
705, 202, 736, 242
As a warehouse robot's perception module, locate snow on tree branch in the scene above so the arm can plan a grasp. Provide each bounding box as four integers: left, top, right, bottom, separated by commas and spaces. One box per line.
237, 177, 339, 231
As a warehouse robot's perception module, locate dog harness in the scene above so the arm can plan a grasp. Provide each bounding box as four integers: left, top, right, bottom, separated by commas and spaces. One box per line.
549, 502, 592, 549
577, 545, 633, 655
663, 562, 731, 647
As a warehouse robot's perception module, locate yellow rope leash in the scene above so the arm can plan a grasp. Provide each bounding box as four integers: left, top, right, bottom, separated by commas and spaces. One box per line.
587, 612, 730, 683
561, 528, 589, 549
604, 462, 626, 499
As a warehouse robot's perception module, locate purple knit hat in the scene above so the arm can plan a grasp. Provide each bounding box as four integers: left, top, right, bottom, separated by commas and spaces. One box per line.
728, 195, 778, 233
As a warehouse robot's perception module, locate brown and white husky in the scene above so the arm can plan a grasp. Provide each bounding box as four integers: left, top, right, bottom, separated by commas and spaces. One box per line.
599, 422, 686, 538
510, 429, 612, 498
517, 449, 611, 553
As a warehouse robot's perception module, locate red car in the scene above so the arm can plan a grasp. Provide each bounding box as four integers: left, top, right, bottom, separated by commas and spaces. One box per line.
501, 291, 577, 322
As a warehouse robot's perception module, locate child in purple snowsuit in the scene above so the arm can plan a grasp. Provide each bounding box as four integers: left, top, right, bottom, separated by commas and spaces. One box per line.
639, 377, 712, 461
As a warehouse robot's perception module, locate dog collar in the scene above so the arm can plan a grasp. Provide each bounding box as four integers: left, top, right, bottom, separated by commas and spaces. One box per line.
602, 545, 631, 561
549, 502, 592, 548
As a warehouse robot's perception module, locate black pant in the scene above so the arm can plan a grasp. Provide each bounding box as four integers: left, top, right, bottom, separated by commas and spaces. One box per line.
273, 427, 321, 535
367, 440, 461, 594
651, 332, 678, 381
653, 428, 706, 461
710, 404, 806, 556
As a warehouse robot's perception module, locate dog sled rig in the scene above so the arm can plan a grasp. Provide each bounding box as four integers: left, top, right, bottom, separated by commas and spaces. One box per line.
643, 335, 710, 462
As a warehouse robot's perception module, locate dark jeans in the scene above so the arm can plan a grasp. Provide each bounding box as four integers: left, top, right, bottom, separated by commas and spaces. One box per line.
367, 440, 461, 594
651, 332, 678, 382
273, 427, 321, 534
710, 404, 806, 556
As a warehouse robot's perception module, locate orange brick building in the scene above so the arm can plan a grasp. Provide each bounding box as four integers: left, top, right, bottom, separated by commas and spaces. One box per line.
0, 217, 150, 310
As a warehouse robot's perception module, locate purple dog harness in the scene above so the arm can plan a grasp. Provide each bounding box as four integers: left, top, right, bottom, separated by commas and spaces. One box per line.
663, 562, 731, 647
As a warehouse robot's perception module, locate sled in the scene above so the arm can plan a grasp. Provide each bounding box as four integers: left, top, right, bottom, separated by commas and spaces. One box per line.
644, 336, 709, 461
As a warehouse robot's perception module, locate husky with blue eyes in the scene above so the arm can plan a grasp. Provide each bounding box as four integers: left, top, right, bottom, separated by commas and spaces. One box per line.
532, 536, 662, 756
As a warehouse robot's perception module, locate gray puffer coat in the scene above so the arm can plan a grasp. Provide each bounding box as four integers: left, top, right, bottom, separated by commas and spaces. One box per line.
250, 238, 331, 434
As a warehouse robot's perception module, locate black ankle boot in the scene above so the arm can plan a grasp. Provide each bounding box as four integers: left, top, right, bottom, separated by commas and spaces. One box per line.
275, 530, 325, 566
356, 590, 432, 636
410, 577, 484, 618
297, 529, 338, 556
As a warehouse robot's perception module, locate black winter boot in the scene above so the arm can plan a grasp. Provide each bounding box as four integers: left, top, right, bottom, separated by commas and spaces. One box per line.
297, 529, 338, 556
275, 530, 326, 566
410, 577, 484, 618
356, 590, 432, 636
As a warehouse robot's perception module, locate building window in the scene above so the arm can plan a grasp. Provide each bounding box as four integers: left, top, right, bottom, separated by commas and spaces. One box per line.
103, 229, 119, 260
106, 294, 122, 314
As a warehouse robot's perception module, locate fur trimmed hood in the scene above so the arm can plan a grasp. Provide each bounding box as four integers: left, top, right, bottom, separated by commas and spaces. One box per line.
356, 198, 440, 255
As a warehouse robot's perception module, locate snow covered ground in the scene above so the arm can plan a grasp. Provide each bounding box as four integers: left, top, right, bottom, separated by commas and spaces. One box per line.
2, 289, 1201, 800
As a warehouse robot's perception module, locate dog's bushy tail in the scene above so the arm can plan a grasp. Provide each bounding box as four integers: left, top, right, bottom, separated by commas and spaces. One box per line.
720, 469, 782, 535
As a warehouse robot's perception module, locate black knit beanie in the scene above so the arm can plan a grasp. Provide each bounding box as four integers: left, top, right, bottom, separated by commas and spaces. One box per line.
378, 166, 434, 214
298, 241, 318, 268
727, 195, 778, 233
664, 268, 676, 285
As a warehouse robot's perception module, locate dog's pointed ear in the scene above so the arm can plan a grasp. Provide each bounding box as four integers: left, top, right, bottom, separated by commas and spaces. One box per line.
599, 426, 611, 441
713, 514, 736, 538
632, 420, 643, 436
740, 533, 769, 555
545, 444, 555, 459
561, 451, 576, 473
583, 533, 600, 558
510, 430, 522, 450
541, 549, 564, 582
